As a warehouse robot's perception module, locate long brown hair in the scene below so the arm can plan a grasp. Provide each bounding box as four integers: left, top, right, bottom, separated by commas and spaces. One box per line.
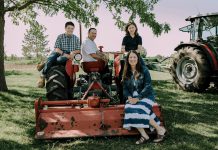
125, 22, 138, 36
122, 50, 141, 81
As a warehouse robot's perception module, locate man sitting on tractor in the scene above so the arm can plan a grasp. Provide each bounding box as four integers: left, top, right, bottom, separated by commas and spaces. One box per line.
81, 28, 108, 64
81, 28, 110, 82
37, 21, 81, 88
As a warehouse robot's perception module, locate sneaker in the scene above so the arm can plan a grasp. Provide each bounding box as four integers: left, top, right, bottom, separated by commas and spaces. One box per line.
37, 76, 45, 88
37, 62, 45, 71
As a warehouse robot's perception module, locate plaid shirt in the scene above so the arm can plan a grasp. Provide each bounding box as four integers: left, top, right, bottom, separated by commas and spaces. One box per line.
54, 33, 81, 53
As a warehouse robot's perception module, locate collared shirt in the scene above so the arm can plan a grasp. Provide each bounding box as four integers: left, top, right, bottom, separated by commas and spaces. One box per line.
54, 33, 81, 53
122, 35, 142, 52
81, 37, 98, 62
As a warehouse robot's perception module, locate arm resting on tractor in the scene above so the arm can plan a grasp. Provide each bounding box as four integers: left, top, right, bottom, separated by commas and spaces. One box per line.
90, 52, 108, 63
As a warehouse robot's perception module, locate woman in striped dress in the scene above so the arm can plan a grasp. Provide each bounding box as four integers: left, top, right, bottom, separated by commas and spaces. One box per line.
122, 50, 166, 144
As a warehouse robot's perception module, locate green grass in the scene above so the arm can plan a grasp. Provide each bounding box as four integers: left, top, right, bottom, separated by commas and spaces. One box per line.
5, 59, 40, 65
0, 63, 218, 150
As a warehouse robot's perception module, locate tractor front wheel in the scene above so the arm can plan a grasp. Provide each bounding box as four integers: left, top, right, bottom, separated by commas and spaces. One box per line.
171, 46, 211, 92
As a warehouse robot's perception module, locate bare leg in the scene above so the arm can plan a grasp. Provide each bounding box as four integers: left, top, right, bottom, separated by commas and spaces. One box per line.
136, 128, 149, 139
135, 128, 149, 144
149, 119, 165, 135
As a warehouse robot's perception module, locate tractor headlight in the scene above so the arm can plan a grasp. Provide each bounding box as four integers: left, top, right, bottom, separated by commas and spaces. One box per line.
74, 53, 82, 61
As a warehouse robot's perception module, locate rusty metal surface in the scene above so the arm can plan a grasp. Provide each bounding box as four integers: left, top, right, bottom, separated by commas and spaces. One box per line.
81, 61, 106, 73
35, 99, 164, 139
35, 105, 135, 139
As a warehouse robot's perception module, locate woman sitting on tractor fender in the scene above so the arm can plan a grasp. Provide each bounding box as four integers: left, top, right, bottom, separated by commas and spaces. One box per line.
122, 50, 166, 144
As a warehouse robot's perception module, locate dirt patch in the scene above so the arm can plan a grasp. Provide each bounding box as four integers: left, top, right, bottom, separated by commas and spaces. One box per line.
5, 64, 36, 71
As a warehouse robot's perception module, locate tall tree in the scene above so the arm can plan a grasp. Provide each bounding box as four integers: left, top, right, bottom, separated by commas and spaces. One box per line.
22, 21, 49, 60
0, 0, 170, 91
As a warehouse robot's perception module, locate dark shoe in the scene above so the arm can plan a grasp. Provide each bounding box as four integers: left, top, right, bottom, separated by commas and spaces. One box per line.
37, 76, 45, 88
136, 136, 149, 145
37, 62, 45, 71
153, 128, 167, 143
153, 134, 166, 143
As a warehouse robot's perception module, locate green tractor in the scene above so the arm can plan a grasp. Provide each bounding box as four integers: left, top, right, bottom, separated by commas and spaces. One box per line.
171, 13, 218, 92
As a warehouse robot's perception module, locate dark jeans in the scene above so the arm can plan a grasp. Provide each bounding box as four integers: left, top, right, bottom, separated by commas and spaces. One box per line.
42, 51, 68, 75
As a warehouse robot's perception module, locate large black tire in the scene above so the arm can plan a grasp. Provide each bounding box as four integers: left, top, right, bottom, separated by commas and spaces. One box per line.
45, 66, 68, 100
170, 46, 211, 92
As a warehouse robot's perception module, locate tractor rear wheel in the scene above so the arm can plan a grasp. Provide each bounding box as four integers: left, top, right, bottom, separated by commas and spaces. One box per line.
45, 66, 68, 100
171, 46, 211, 92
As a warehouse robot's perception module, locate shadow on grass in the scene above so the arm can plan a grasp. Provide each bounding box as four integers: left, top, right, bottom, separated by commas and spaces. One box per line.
5, 70, 32, 76
1, 80, 217, 150
0, 139, 31, 150
0, 87, 46, 110
23, 128, 217, 150
8, 88, 45, 98
153, 80, 218, 95
29, 80, 218, 149
0, 87, 45, 97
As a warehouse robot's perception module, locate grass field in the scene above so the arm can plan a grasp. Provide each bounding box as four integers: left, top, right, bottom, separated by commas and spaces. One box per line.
0, 62, 218, 150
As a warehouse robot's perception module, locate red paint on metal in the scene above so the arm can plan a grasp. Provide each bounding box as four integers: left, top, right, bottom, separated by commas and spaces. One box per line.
81, 81, 111, 100
81, 61, 106, 73
35, 100, 164, 139
40, 100, 87, 106
114, 55, 121, 78
202, 44, 218, 70
65, 60, 79, 78
87, 96, 100, 108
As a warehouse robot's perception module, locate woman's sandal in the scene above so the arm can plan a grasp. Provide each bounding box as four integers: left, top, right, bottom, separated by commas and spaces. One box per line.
153, 134, 166, 143
136, 136, 149, 145
153, 128, 167, 143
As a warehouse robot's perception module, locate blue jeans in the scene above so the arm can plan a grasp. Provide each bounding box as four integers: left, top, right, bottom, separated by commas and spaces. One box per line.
42, 51, 68, 75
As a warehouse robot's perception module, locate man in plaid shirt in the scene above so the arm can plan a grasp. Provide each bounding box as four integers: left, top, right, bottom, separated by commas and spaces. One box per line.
37, 21, 81, 88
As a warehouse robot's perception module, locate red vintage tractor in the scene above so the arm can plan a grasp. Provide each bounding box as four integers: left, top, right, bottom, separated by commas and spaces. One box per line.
34, 51, 165, 139
171, 13, 218, 92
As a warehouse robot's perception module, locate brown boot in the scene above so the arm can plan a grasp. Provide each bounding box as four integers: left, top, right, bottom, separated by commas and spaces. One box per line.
37, 62, 45, 71
37, 76, 45, 88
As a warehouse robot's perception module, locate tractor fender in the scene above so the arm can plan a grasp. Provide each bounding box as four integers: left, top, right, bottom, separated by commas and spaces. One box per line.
65, 59, 79, 87
174, 43, 218, 71
65, 60, 79, 77
114, 54, 121, 78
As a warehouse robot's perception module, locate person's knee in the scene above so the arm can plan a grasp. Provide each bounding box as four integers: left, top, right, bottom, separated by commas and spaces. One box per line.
47, 51, 60, 61
57, 56, 68, 64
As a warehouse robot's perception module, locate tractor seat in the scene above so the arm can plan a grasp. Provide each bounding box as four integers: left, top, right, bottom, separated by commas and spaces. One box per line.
81, 61, 106, 73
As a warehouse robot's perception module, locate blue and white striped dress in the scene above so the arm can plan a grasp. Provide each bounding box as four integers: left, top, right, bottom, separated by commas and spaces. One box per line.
123, 88, 160, 130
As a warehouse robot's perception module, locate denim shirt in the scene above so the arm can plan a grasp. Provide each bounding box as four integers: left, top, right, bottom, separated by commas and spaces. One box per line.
123, 68, 155, 101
